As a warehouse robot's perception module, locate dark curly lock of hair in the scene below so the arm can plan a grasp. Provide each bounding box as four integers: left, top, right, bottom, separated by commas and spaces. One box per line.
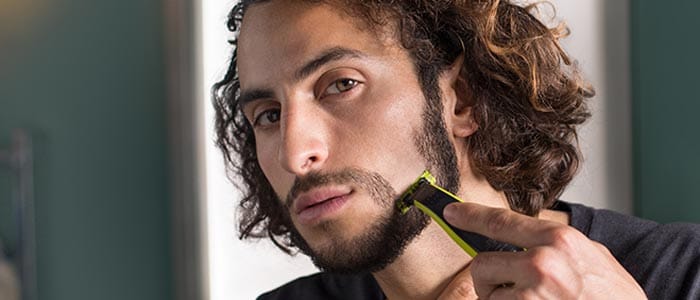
213, 0, 593, 252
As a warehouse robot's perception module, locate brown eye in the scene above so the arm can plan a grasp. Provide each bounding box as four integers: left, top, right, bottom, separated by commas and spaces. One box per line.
253, 108, 281, 127
323, 78, 359, 96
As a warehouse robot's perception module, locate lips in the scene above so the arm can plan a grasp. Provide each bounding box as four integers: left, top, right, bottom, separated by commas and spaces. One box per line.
293, 187, 353, 224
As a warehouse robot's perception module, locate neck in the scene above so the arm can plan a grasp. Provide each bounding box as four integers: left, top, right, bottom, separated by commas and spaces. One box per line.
371, 169, 509, 299
371, 221, 472, 300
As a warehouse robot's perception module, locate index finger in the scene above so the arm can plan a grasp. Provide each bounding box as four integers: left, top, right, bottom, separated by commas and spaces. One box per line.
443, 202, 561, 249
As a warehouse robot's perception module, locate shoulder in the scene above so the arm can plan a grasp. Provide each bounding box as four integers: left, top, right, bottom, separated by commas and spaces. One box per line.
557, 201, 658, 256
632, 222, 700, 261
256, 272, 384, 300
627, 222, 700, 299
558, 201, 700, 299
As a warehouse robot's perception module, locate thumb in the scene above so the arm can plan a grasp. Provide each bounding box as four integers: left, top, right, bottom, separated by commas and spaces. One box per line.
438, 263, 477, 300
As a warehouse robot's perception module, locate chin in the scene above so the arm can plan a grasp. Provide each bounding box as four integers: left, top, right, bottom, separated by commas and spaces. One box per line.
290, 206, 430, 274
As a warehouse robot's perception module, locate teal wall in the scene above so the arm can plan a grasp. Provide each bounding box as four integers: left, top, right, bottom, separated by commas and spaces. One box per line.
0, 1, 172, 299
632, 1, 700, 223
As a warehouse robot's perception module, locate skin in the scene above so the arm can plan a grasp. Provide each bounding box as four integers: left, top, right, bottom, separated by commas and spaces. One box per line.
236, 1, 647, 299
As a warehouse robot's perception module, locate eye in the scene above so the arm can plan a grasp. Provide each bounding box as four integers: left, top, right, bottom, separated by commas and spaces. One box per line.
253, 108, 281, 127
323, 78, 360, 97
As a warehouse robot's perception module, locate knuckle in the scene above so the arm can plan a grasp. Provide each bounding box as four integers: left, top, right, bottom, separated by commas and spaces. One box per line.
469, 254, 490, 275
525, 248, 555, 281
485, 208, 512, 235
547, 226, 580, 250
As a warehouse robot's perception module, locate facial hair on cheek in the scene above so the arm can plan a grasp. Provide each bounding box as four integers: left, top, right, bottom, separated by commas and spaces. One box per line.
416, 86, 462, 194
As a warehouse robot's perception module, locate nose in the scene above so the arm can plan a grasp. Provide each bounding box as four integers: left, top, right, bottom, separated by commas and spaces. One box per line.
278, 104, 329, 175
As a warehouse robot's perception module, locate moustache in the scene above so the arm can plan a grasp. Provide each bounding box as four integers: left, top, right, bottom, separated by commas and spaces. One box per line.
285, 168, 398, 209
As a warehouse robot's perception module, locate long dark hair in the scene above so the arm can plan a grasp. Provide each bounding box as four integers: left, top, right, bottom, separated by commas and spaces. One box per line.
213, 0, 592, 252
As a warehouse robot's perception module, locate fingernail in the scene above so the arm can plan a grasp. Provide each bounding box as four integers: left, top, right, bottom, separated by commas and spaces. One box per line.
443, 203, 458, 222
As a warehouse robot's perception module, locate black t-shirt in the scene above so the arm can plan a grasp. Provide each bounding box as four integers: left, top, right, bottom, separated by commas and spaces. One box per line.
258, 201, 700, 299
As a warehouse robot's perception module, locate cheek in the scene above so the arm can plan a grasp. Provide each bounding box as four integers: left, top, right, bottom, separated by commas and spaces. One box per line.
376, 81, 425, 140
255, 139, 287, 197
382, 100, 427, 159
347, 90, 429, 178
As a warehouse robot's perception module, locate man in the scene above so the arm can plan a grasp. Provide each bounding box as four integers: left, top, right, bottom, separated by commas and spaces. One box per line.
213, 1, 700, 299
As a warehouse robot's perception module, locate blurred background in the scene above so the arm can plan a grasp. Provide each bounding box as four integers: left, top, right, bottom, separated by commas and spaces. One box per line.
1, 0, 699, 299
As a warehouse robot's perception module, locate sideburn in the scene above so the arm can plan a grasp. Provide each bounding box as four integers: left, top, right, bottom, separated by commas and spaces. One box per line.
413, 72, 461, 195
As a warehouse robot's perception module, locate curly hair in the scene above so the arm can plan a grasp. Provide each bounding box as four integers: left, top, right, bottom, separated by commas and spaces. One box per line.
213, 0, 593, 251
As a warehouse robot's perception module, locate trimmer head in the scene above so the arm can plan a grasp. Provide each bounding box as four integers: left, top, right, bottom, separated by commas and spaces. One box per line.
397, 170, 524, 257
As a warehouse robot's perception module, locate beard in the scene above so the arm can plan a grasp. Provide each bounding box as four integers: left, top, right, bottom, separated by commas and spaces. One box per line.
282, 88, 462, 274
285, 168, 430, 274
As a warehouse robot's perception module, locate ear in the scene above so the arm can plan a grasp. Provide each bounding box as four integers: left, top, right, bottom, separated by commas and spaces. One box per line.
440, 54, 478, 138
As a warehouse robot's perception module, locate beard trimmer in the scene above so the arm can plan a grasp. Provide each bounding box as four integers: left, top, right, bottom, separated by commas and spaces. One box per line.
397, 170, 524, 257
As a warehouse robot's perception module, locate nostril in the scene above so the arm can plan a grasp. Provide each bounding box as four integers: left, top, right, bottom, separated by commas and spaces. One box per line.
301, 156, 317, 169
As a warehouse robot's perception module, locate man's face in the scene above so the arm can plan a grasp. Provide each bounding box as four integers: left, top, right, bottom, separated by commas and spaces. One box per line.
237, 1, 459, 272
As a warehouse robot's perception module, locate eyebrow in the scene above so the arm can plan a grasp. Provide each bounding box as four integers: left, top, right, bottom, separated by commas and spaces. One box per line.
294, 47, 365, 82
238, 88, 275, 110
238, 47, 365, 108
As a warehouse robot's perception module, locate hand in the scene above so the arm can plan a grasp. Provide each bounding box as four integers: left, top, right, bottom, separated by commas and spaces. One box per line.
437, 202, 647, 300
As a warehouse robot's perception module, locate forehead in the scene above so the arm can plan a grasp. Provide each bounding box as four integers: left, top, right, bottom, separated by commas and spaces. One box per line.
236, 1, 402, 88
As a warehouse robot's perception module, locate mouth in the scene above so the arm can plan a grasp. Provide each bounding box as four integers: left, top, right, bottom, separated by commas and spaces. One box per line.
293, 187, 353, 225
